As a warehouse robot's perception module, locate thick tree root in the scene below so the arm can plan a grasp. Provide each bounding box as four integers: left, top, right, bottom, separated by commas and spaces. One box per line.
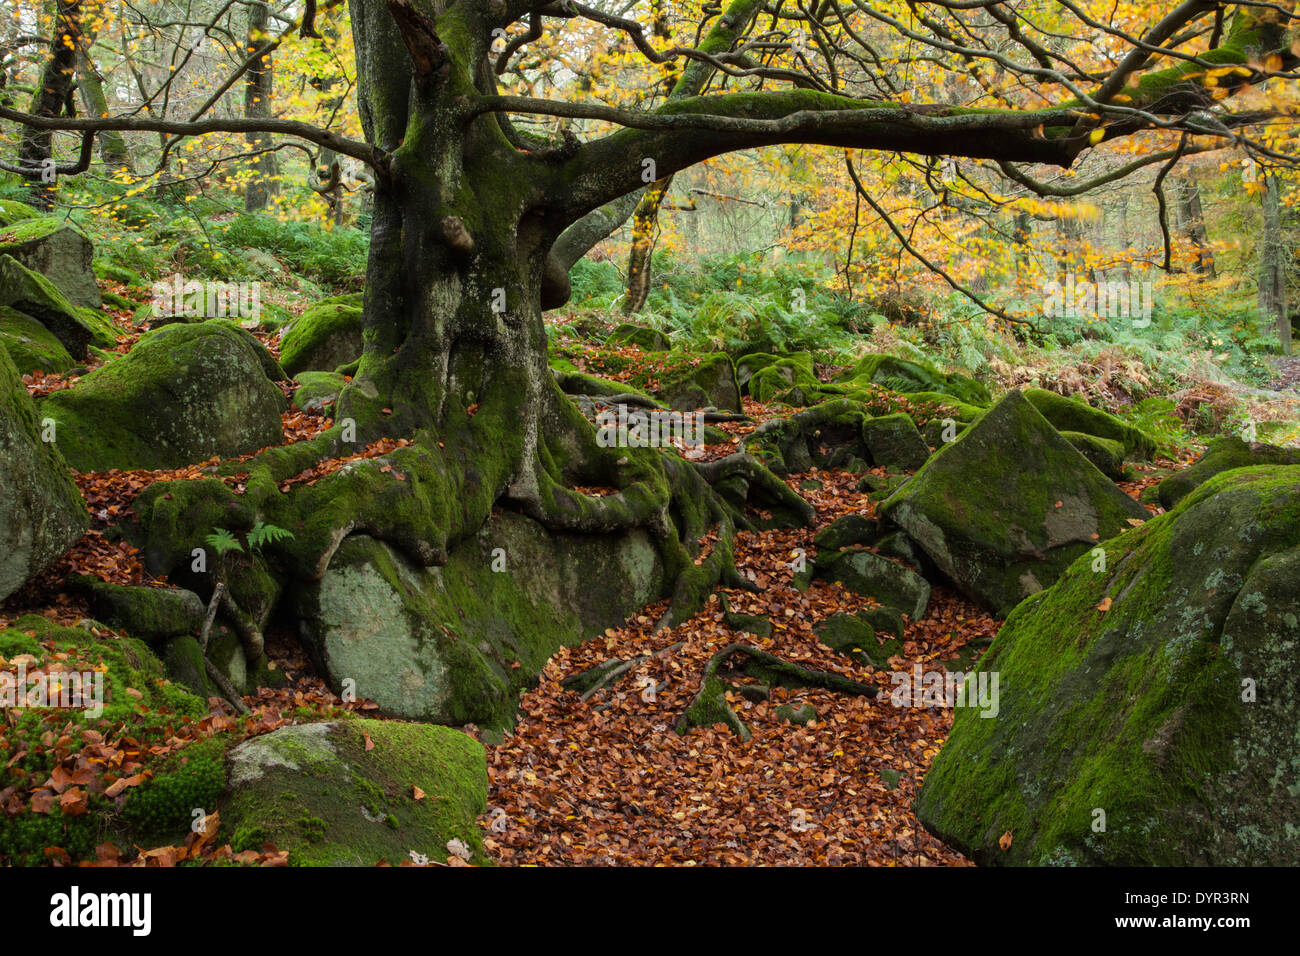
675, 643, 878, 739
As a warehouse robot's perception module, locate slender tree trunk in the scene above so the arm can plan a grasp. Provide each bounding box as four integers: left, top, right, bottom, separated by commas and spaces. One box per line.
1175, 175, 1215, 277
244, 1, 278, 212
75, 41, 130, 171
20, 0, 82, 210
1259, 172, 1292, 356
622, 175, 671, 314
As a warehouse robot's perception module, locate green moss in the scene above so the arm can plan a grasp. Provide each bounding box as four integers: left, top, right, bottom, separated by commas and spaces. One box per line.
0, 616, 209, 863
220, 719, 489, 866
918, 465, 1300, 865
280, 296, 364, 376
1024, 388, 1155, 461
841, 354, 990, 406
0, 304, 74, 374
1158, 436, 1300, 509
38, 322, 286, 472
0, 198, 40, 226
123, 736, 229, 840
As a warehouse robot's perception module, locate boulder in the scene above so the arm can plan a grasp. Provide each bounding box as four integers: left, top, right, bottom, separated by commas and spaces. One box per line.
1023, 388, 1155, 461
295, 512, 666, 729
292, 370, 348, 413
747, 355, 820, 403
279, 294, 363, 375
917, 466, 1300, 865
71, 578, 206, 648
814, 612, 902, 669
0, 216, 101, 308
1061, 430, 1126, 481
1158, 436, 1300, 510
39, 322, 286, 471
221, 719, 488, 866
655, 353, 742, 412
813, 513, 880, 552
0, 304, 74, 374
861, 412, 931, 471
878, 390, 1149, 617
0, 254, 102, 358
746, 401, 928, 475
816, 549, 931, 621
606, 322, 670, 351
0, 347, 87, 601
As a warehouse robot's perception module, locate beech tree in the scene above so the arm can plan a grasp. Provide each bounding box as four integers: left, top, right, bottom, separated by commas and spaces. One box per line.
3, 0, 1298, 626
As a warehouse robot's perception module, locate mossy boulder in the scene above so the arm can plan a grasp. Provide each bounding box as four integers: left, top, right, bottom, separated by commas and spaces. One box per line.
748, 356, 821, 403
815, 612, 902, 669
0, 304, 74, 374
746, 400, 927, 475
879, 390, 1149, 617
606, 323, 669, 351
917, 466, 1300, 865
654, 353, 741, 412
813, 513, 880, 552
296, 514, 666, 730
0, 254, 101, 358
279, 295, 364, 375
0, 198, 40, 226
70, 578, 206, 648
1023, 388, 1155, 461
292, 370, 348, 413
861, 412, 930, 471
220, 719, 488, 866
841, 354, 990, 406
815, 549, 931, 620
0, 347, 86, 601
0, 216, 101, 308
1158, 436, 1300, 510
39, 322, 286, 472
1061, 431, 1126, 481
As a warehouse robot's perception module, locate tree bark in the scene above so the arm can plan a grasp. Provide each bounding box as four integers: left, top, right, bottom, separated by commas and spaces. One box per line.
19, 0, 82, 210
1259, 172, 1291, 356
244, 1, 279, 212
1174, 175, 1215, 277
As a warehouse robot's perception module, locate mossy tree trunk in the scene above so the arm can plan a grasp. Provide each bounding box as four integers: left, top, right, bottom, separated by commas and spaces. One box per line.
244, 1, 279, 212
19, 0, 82, 211
1259, 172, 1291, 356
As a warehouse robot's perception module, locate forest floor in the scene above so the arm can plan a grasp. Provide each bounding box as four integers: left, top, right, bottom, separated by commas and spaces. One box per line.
0, 299, 1183, 867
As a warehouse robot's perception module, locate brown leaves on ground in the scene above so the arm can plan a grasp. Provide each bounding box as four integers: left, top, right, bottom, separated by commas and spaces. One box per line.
486, 464, 996, 867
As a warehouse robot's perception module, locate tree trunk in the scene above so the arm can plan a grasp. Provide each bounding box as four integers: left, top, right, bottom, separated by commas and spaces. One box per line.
1174, 175, 1215, 277
622, 175, 672, 314
20, 0, 82, 210
244, 1, 278, 212
75, 23, 131, 171
1259, 172, 1292, 356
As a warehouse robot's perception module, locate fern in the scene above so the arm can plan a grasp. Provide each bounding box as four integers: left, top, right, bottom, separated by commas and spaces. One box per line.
247, 521, 295, 552
204, 529, 244, 557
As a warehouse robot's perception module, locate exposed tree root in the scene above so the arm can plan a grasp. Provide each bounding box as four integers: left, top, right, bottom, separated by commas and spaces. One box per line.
675, 643, 878, 740
129, 374, 814, 678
